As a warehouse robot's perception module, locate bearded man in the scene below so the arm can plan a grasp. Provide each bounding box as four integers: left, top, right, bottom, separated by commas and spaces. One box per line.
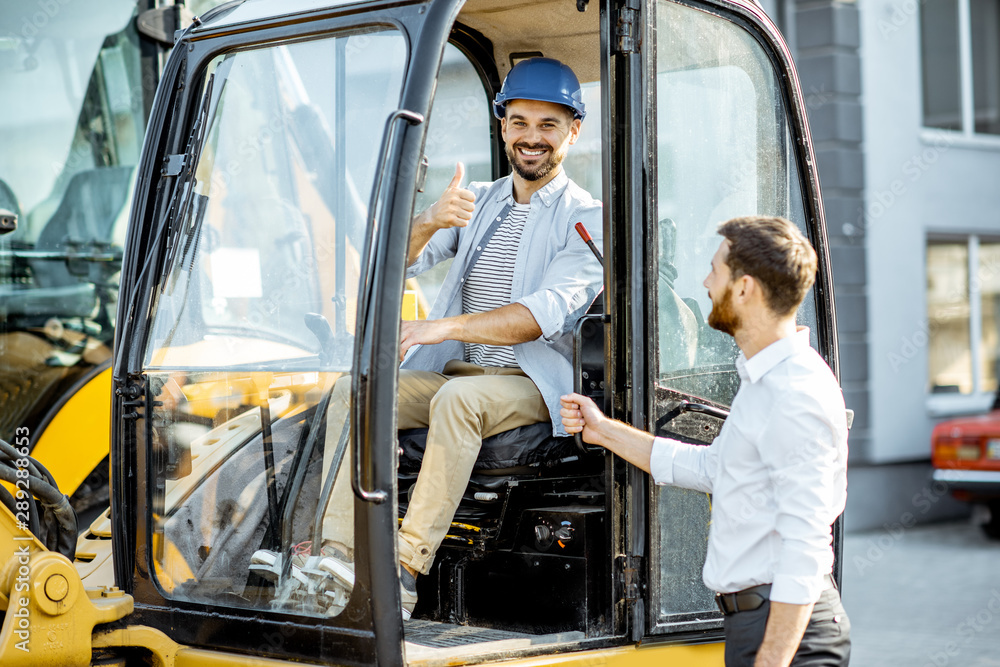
562, 217, 851, 667
263, 57, 603, 619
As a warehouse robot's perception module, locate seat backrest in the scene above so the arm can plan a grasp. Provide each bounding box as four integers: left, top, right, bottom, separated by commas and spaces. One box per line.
32, 165, 133, 288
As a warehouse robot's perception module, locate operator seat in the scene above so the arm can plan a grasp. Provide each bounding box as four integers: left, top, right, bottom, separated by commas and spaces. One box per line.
0, 166, 132, 321
396, 293, 606, 535
401, 295, 608, 634
396, 291, 605, 487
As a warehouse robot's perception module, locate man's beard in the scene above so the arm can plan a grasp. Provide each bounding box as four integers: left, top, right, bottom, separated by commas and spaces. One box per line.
505, 142, 566, 181
707, 283, 741, 336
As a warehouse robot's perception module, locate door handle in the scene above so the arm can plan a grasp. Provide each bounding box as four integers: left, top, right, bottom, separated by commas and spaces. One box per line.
351, 109, 423, 504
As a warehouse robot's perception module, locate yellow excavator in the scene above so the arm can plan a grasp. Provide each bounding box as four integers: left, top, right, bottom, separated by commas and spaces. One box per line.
0, 0, 842, 665
0, 0, 240, 528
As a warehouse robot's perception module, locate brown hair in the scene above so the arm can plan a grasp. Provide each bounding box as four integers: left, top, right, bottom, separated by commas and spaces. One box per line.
717, 216, 817, 317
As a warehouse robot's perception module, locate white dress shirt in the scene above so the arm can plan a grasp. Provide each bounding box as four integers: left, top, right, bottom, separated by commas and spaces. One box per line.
649, 328, 848, 605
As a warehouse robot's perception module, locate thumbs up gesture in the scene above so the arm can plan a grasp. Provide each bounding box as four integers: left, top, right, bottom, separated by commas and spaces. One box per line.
424, 162, 475, 230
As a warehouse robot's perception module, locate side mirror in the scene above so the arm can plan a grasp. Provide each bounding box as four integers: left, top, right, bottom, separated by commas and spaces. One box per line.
0, 208, 17, 235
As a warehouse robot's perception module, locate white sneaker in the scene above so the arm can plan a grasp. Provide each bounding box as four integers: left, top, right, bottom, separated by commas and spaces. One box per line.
399, 567, 418, 620
306, 551, 355, 590
249, 548, 292, 583
252, 542, 355, 608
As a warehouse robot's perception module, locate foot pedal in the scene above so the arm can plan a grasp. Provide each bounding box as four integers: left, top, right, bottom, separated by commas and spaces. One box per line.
249, 549, 282, 582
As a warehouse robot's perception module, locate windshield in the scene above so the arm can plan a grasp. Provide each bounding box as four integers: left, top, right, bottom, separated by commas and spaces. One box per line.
0, 0, 141, 440
144, 30, 408, 370
0, 0, 139, 240
142, 27, 409, 617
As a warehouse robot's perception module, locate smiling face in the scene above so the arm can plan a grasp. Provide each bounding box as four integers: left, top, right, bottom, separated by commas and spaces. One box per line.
704, 240, 742, 336
501, 98, 581, 182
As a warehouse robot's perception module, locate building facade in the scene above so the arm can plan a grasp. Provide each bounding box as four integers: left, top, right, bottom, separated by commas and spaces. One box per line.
763, 0, 1000, 530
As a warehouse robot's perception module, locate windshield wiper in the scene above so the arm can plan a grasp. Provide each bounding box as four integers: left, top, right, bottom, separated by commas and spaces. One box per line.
112, 71, 217, 382
159, 71, 216, 289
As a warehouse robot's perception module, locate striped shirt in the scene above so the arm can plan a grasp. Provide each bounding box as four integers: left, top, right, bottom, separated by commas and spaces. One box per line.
462, 202, 530, 367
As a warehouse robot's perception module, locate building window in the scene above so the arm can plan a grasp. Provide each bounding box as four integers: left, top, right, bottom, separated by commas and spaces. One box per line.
921, 0, 1000, 135
928, 237, 1000, 396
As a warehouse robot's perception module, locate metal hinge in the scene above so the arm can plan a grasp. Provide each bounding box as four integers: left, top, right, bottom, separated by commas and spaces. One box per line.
116, 377, 147, 420
617, 553, 646, 640
617, 554, 643, 602
161, 153, 188, 177
615, 6, 640, 55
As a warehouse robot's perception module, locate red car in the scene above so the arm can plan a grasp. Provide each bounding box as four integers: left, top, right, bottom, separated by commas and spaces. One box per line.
931, 396, 1000, 539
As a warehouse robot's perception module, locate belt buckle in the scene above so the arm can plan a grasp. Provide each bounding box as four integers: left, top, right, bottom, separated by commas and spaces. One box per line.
714, 593, 731, 615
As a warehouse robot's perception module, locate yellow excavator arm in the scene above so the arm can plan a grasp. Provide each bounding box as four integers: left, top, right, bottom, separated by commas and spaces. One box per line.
0, 502, 136, 666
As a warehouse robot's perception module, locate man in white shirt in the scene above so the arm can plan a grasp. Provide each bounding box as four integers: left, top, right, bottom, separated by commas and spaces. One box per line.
561, 216, 850, 667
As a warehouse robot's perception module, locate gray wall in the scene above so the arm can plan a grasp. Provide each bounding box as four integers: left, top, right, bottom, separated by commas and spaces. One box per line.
793, 0, 871, 467
859, 0, 1000, 465
785, 0, 1000, 530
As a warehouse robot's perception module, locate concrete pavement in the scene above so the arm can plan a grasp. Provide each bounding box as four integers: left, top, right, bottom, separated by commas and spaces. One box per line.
842, 520, 1000, 667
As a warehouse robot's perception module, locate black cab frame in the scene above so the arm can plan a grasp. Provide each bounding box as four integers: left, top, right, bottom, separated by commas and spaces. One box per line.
108, 1, 839, 665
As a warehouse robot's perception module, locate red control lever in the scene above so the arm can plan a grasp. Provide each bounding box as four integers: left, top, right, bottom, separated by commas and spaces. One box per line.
574, 222, 603, 266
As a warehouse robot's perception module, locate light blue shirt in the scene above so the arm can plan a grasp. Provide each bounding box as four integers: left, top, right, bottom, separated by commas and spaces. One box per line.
403, 171, 603, 436
649, 328, 849, 604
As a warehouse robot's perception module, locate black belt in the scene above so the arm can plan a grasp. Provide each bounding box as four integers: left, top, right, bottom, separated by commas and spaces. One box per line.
715, 575, 836, 616
715, 584, 771, 615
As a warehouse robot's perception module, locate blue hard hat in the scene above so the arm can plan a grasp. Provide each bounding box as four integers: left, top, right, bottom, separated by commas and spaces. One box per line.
492, 57, 586, 121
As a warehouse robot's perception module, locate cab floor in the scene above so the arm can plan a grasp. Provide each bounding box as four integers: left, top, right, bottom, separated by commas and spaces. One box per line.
404, 619, 584, 664
404, 619, 535, 648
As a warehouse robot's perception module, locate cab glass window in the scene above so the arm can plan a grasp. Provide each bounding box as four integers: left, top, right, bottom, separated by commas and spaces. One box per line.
142, 28, 407, 617
562, 80, 602, 200
648, 0, 816, 633
408, 43, 493, 314
0, 1, 140, 442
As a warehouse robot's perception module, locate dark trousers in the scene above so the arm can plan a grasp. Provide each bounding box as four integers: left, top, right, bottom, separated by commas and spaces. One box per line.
723, 586, 851, 667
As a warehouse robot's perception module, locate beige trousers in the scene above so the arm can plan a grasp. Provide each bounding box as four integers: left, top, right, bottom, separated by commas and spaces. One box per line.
320, 360, 549, 574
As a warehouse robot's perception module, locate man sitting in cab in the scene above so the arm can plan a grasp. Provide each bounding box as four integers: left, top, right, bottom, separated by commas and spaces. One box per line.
256, 57, 604, 618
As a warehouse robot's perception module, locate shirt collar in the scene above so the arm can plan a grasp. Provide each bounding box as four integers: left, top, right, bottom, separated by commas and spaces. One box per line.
497, 170, 569, 207
736, 327, 811, 384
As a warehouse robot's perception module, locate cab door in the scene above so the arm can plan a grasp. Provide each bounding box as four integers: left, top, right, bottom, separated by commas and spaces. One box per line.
112, 2, 462, 666
624, 0, 839, 639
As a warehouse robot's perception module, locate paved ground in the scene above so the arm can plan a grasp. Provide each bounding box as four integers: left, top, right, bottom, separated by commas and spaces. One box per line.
842, 520, 1000, 667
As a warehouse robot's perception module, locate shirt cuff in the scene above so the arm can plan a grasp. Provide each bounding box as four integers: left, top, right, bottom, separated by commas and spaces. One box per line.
405, 253, 428, 278
649, 436, 680, 485
515, 293, 559, 342
770, 573, 828, 605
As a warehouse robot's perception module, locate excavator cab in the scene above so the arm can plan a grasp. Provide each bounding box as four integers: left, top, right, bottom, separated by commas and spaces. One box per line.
4, 0, 839, 666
